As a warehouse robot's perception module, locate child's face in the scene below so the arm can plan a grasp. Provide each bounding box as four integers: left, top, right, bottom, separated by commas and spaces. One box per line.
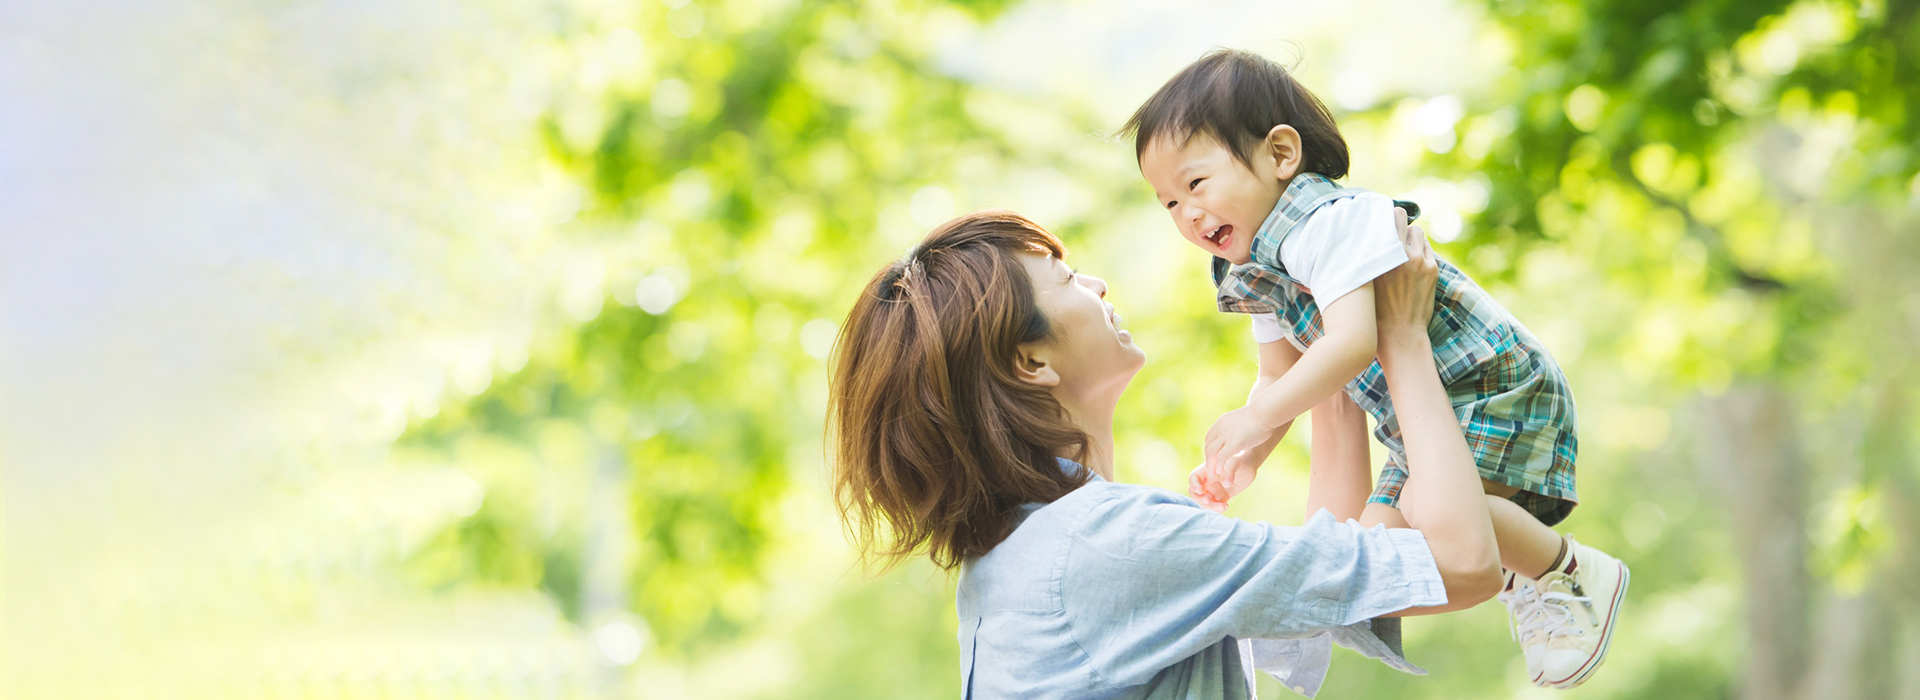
1138, 133, 1288, 266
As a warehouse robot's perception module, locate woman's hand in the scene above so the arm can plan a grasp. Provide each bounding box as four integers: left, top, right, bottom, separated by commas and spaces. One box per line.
1370, 207, 1504, 613
1374, 207, 1438, 340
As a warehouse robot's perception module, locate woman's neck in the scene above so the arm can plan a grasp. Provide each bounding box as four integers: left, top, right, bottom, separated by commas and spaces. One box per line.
1057, 396, 1118, 481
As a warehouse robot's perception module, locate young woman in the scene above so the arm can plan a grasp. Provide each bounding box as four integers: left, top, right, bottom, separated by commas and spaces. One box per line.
828, 210, 1502, 698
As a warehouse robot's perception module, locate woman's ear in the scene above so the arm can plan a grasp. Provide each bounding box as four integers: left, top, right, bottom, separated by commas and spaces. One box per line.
1012, 343, 1061, 388
1265, 124, 1303, 181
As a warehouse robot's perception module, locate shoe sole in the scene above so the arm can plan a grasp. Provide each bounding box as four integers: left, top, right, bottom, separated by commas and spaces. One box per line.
1533, 559, 1629, 689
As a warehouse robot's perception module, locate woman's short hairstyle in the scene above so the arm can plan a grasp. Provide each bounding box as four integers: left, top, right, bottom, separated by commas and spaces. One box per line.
1121, 48, 1350, 179
829, 211, 1091, 571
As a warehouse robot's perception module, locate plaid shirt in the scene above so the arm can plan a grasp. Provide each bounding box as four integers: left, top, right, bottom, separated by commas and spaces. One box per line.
1211, 173, 1579, 524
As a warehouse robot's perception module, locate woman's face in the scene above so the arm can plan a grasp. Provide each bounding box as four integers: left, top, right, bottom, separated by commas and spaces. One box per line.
1016, 252, 1146, 403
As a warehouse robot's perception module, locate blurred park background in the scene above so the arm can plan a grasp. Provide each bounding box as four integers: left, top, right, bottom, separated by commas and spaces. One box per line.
2, 0, 1916, 698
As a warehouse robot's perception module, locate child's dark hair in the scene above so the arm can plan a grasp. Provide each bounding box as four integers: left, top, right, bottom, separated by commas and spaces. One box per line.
1121, 49, 1349, 179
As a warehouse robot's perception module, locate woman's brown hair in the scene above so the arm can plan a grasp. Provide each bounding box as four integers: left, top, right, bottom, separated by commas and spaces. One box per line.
828, 211, 1091, 571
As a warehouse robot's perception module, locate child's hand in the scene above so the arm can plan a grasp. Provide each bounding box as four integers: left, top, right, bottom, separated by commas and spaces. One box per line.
1203, 406, 1278, 497
1188, 452, 1261, 512
1188, 464, 1230, 513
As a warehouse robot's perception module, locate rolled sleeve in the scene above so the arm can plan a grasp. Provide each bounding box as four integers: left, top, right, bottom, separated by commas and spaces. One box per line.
1061, 495, 1447, 690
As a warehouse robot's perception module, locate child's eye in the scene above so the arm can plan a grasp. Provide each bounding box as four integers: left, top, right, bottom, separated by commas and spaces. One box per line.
1165, 200, 1178, 210
1188, 178, 1204, 190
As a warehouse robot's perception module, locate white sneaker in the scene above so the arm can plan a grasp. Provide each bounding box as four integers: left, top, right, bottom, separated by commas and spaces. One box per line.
1530, 536, 1629, 689
1497, 571, 1548, 680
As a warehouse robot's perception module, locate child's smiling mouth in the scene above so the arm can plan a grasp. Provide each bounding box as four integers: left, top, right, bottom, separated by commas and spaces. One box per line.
1203, 224, 1234, 251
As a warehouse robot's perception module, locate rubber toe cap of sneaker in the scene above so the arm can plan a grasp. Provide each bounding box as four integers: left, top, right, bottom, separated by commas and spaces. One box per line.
1538, 649, 1595, 687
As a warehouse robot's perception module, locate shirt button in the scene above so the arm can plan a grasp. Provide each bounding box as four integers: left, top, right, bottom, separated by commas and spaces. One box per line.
1292, 685, 1306, 694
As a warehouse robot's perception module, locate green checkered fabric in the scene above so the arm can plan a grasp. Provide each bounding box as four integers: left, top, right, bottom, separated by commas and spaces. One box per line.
1211, 173, 1579, 525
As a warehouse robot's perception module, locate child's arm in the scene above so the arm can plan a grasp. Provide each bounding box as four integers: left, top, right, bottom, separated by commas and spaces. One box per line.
1191, 338, 1301, 507
1202, 285, 1379, 490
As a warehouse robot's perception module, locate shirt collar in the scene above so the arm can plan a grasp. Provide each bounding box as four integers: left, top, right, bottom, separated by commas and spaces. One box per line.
1056, 457, 1103, 482
1253, 172, 1338, 254
1210, 172, 1339, 288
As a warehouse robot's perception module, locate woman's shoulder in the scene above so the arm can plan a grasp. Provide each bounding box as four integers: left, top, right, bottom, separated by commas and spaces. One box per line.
960, 481, 1208, 610
970, 480, 1202, 566
1007, 478, 1194, 538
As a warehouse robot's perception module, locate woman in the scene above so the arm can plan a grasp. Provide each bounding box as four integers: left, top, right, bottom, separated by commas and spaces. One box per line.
828, 210, 1502, 698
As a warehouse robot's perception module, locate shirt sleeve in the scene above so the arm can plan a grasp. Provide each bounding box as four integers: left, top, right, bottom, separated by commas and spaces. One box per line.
1061, 493, 1447, 689
1277, 192, 1410, 307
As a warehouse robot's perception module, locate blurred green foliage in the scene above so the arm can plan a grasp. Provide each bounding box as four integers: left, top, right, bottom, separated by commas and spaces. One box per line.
399, 0, 1055, 676
394, 0, 1920, 698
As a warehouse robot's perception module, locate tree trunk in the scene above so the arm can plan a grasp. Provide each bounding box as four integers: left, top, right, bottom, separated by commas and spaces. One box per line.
1697, 384, 1812, 700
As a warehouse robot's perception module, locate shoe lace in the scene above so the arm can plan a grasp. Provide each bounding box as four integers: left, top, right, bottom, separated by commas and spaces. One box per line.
1533, 572, 1598, 640
1499, 582, 1549, 645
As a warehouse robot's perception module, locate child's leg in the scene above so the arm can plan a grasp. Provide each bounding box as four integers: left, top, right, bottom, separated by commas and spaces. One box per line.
1366, 461, 1572, 579
1481, 480, 1565, 580
1363, 489, 1564, 582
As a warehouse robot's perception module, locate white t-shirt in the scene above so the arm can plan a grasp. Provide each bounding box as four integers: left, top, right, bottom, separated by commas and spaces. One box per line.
1250, 192, 1410, 345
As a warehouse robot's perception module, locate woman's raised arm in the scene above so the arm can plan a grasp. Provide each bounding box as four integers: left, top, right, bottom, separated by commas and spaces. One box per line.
1371, 210, 1504, 614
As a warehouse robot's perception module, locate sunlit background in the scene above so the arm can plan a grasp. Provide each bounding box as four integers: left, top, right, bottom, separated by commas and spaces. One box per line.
3, 0, 1915, 698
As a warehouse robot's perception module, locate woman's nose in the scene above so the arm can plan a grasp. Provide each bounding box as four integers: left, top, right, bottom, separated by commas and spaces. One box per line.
1085, 275, 1108, 298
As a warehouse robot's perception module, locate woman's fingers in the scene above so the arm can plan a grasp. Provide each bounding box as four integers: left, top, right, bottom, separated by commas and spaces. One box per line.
1394, 207, 1411, 246
1376, 216, 1441, 331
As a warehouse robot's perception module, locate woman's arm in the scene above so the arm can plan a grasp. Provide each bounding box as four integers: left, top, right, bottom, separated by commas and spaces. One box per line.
1371, 211, 1503, 615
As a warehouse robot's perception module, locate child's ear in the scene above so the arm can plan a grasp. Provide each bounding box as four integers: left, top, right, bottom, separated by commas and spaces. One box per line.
1265, 124, 1304, 181
1012, 342, 1061, 389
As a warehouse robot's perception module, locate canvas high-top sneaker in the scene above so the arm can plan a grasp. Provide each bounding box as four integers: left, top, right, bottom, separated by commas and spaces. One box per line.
1497, 570, 1549, 680
1528, 536, 1629, 689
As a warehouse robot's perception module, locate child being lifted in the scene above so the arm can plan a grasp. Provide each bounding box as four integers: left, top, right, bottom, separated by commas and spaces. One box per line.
1122, 49, 1627, 689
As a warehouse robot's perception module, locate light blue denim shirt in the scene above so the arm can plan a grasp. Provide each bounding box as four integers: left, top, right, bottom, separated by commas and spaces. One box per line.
956, 459, 1447, 698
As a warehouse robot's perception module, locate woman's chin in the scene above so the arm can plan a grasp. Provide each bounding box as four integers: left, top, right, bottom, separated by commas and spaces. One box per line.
1121, 335, 1147, 366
